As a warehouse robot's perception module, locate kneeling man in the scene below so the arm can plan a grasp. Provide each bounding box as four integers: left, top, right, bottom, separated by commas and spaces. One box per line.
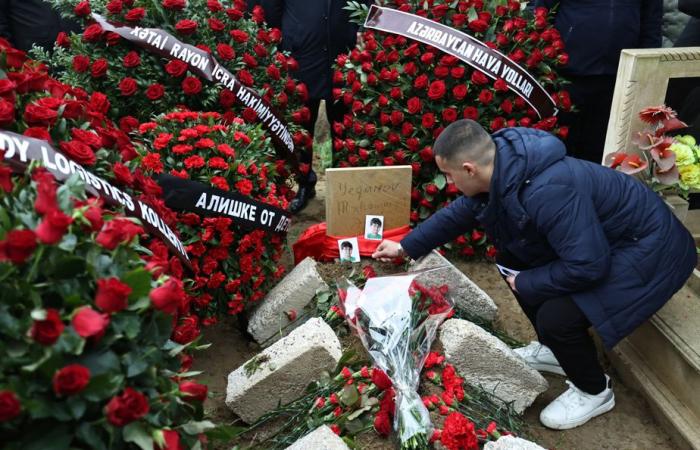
373, 119, 696, 429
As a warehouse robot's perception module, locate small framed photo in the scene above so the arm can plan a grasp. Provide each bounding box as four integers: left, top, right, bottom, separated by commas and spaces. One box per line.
338, 237, 360, 263
364, 215, 384, 241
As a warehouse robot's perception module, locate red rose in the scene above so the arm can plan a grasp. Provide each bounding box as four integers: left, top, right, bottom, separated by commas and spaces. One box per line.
0, 163, 12, 193
36, 209, 73, 244
162, 0, 186, 9
171, 316, 200, 344
407, 96, 422, 114
96, 217, 144, 250
0, 229, 37, 264
23, 104, 57, 126
95, 277, 132, 313
209, 17, 225, 32
59, 139, 96, 166
372, 368, 392, 390
175, 19, 198, 35
216, 43, 235, 60
91, 58, 108, 78
181, 76, 202, 95
373, 411, 392, 436
72, 55, 90, 73
125, 7, 146, 22
442, 108, 458, 123
179, 380, 208, 402
73, 1, 91, 16
82, 23, 103, 42
33, 169, 57, 215
0, 391, 21, 422
106, 388, 149, 427
30, 308, 64, 345
111, 163, 134, 185
422, 113, 436, 128
72, 306, 109, 339
230, 30, 248, 43
118, 77, 138, 96
494, 78, 509, 92
470, 71, 488, 85
107, 0, 123, 14
478, 89, 494, 105
157, 430, 182, 450
122, 51, 141, 68
0, 98, 14, 127
145, 83, 165, 100
427, 80, 446, 100
165, 60, 188, 77
150, 277, 186, 315
53, 364, 90, 396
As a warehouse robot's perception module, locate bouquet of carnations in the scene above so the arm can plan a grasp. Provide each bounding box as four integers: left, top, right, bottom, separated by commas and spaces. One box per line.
340, 268, 453, 449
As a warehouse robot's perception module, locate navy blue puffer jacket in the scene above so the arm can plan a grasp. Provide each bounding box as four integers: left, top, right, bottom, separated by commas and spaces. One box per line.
402, 128, 696, 348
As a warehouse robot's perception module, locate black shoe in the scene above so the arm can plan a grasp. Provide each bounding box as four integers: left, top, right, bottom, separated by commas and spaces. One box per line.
289, 184, 316, 214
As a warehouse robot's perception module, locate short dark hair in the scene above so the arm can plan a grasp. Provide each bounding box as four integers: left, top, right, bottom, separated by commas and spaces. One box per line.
370, 217, 382, 227
341, 241, 353, 250
433, 119, 495, 167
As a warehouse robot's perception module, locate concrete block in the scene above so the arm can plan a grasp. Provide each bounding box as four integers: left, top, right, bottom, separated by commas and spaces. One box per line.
412, 250, 497, 321
285, 425, 349, 450
248, 257, 328, 344
439, 319, 547, 413
226, 318, 342, 423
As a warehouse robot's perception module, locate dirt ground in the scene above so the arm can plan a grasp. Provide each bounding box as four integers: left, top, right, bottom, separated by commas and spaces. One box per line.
193, 123, 678, 449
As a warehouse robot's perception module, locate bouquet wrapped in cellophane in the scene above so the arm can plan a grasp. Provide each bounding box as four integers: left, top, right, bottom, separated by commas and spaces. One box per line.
340, 267, 453, 449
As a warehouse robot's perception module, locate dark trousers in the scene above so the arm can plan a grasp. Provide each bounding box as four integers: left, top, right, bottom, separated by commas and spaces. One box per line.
497, 251, 607, 394
557, 74, 616, 164
299, 97, 347, 166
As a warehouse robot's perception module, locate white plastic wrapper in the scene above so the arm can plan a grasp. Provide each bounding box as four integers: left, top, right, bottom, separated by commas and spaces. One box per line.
340, 267, 453, 449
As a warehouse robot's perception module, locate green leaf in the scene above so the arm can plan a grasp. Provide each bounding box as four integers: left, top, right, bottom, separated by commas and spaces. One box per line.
51, 255, 87, 279
340, 384, 360, 407
467, 6, 479, 21
182, 420, 217, 435
22, 348, 51, 372
77, 423, 107, 450
79, 350, 121, 376
433, 173, 447, 190
112, 313, 141, 339
22, 423, 72, 450
55, 328, 86, 356
124, 351, 149, 377
67, 396, 87, 420
347, 405, 371, 421
122, 268, 152, 301
123, 422, 154, 450
205, 424, 247, 441
83, 373, 124, 402
315, 291, 331, 304
58, 234, 78, 252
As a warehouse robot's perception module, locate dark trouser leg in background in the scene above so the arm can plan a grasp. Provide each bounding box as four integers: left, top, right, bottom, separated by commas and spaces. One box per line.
496, 251, 607, 395
290, 97, 348, 213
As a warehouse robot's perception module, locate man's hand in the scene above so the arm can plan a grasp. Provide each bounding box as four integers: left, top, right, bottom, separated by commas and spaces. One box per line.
372, 240, 403, 262
506, 275, 518, 292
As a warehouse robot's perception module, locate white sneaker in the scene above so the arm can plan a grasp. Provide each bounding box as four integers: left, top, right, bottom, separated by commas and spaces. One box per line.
540, 375, 615, 430
513, 341, 566, 376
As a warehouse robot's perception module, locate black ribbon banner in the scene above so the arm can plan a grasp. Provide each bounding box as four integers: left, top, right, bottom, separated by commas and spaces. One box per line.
157, 174, 291, 234
0, 130, 192, 269
91, 13, 297, 166
364, 5, 557, 119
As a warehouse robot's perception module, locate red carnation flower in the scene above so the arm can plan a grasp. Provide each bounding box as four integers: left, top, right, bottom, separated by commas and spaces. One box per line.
371, 368, 393, 390
95, 277, 132, 313
30, 308, 64, 345
106, 388, 149, 427
53, 364, 90, 396
440, 412, 478, 450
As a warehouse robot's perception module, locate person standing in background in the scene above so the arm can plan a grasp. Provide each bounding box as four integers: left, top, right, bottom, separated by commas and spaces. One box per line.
257, 0, 373, 214
534, 0, 663, 163
0, 0, 80, 53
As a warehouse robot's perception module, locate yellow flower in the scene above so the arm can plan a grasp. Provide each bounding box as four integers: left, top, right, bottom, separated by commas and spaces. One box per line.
676, 135, 697, 147
670, 142, 695, 166
678, 164, 700, 190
